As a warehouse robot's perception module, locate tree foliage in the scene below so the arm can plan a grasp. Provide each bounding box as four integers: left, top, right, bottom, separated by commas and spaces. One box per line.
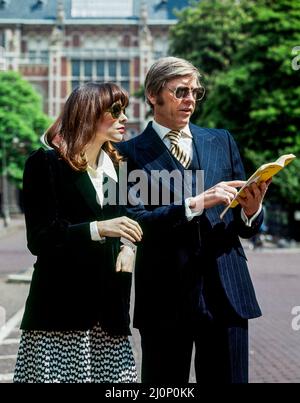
0, 71, 50, 186
170, 0, 253, 77
170, 0, 300, 204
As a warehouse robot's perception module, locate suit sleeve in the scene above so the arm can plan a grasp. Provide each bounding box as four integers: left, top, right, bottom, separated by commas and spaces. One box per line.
118, 149, 188, 235
226, 130, 264, 238
23, 148, 100, 256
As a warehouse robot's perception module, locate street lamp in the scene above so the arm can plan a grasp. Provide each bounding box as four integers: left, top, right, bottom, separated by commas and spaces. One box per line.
0, 45, 10, 227
1, 135, 10, 227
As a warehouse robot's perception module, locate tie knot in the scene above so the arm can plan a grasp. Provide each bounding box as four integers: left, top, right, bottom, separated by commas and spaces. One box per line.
166, 130, 181, 145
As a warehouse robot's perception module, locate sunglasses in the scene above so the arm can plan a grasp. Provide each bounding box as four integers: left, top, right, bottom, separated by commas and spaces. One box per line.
107, 102, 126, 119
166, 85, 205, 101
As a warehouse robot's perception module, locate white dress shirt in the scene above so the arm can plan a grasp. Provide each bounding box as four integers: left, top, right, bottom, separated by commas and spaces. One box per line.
88, 150, 137, 251
152, 120, 194, 161
88, 149, 118, 243
152, 120, 261, 226
152, 120, 200, 220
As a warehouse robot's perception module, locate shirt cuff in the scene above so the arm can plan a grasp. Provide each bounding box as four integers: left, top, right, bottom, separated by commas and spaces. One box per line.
90, 221, 106, 243
120, 237, 137, 253
241, 204, 262, 227
185, 197, 203, 222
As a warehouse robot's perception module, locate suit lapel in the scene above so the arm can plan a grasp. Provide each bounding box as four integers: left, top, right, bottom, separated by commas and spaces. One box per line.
136, 123, 221, 196
136, 123, 179, 173
190, 124, 220, 190
134, 123, 184, 199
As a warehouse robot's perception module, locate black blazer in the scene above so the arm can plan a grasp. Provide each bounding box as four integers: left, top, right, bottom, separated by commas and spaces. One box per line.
116, 123, 263, 330
21, 148, 132, 335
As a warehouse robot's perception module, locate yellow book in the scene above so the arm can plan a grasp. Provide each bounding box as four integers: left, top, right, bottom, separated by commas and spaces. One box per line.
220, 153, 296, 220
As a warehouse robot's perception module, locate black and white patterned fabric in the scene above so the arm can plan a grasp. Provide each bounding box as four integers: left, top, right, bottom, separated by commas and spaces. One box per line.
13, 324, 137, 383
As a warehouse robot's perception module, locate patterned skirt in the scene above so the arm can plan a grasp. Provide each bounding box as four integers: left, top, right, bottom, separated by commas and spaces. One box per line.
13, 324, 137, 383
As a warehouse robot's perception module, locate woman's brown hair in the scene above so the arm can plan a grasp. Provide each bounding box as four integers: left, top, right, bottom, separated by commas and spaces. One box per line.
45, 82, 129, 170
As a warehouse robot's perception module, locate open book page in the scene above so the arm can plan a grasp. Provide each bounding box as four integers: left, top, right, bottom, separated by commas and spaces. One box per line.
220, 154, 296, 220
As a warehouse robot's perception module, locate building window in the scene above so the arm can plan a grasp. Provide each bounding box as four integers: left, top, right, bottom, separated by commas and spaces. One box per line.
84, 60, 93, 78
121, 81, 129, 92
72, 60, 80, 76
29, 50, 36, 62
72, 33, 80, 47
71, 59, 130, 92
96, 61, 104, 78
121, 60, 129, 76
25, 49, 49, 63
40, 50, 49, 63
123, 34, 130, 47
0, 31, 4, 48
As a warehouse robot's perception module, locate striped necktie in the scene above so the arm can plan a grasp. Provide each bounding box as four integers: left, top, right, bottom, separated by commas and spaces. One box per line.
165, 130, 191, 168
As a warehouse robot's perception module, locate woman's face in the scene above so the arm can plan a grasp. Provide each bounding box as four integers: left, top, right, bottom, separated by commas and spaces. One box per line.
96, 101, 128, 144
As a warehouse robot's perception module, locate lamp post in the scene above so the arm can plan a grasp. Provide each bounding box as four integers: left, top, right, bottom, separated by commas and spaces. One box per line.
1, 136, 10, 227
0, 45, 10, 226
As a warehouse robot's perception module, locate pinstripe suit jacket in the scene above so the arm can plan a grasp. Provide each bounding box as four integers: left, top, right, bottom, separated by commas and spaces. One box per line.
117, 122, 263, 330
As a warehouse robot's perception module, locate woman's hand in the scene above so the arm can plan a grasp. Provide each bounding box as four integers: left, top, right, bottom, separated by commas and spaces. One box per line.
115, 245, 135, 273
97, 216, 143, 243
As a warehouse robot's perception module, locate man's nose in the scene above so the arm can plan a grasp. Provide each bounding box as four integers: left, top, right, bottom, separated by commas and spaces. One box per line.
183, 91, 195, 102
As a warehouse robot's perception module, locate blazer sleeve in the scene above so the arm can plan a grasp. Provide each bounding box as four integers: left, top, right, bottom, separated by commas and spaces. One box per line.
226, 130, 264, 238
126, 200, 187, 228
23, 148, 101, 256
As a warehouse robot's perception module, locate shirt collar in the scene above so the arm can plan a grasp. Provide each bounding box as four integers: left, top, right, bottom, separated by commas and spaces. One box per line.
152, 120, 192, 140
87, 149, 118, 182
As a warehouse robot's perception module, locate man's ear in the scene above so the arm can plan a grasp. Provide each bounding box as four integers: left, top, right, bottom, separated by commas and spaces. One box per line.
147, 92, 157, 106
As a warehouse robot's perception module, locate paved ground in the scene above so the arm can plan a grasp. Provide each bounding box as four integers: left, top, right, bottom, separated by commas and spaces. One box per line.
247, 249, 300, 383
130, 248, 300, 383
0, 217, 300, 383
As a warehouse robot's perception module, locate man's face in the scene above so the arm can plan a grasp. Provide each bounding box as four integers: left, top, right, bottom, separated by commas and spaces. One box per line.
148, 75, 199, 130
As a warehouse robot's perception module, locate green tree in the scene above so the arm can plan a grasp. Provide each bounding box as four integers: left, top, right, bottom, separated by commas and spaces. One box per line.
170, 0, 300, 207
0, 71, 50, 186
201, 0, 300, 204
169, 0, 253, 80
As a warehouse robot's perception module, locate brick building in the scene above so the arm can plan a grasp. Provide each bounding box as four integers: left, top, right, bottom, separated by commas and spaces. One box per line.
0, 0, 189, 215
0, 0, 189, 133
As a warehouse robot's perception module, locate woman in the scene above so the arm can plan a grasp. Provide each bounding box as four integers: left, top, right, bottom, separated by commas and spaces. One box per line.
14, 82, 142, 383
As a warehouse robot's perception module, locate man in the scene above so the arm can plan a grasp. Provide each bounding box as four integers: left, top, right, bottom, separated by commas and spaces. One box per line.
117, 57, 270, 383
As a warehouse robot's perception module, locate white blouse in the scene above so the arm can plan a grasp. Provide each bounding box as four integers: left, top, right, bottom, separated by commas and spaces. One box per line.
88, 149, 118, 243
